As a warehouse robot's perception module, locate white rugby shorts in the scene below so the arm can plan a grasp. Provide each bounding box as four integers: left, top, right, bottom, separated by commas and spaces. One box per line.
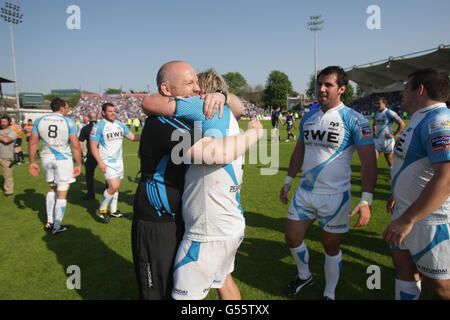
172, 233, 244, 300
287, 188, 351, 233
391, 211, 450, 280
102, 158, 124, 180
41, 158, 75, 185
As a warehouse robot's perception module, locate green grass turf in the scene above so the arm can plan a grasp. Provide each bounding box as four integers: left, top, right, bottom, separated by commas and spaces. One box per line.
0, 120, 436, 300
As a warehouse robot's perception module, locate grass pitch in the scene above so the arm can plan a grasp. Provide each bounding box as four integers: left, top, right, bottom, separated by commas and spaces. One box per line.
0, 119, 436, 300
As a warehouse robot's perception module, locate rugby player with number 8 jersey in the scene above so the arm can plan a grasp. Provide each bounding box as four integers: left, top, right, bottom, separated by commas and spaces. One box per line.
28, 98, 82, 235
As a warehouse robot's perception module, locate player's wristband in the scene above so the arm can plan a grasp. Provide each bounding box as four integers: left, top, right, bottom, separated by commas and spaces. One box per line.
216, 90, 227, 104
284, 176, 294, 190
359, 192, 373, 206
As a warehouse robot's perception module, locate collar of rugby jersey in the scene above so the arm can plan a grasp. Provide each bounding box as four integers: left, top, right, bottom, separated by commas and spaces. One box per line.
412, 102, 447, 120
320, 102, 344, 115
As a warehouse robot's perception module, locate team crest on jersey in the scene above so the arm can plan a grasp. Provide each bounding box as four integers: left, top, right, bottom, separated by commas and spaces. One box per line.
430, 134, 450, 153
429, 120, 450, 134
360, 125, 372, 139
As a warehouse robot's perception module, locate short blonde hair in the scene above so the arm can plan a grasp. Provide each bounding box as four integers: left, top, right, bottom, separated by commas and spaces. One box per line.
197, 68, 228, 94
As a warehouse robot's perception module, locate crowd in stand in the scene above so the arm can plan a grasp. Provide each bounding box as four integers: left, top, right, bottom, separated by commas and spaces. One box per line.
70, 94, 270, 123
242, 99, 270, 118
348, 91, 402, 115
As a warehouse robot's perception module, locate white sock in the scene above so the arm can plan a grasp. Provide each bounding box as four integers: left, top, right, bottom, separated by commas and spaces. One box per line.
46, 192, 56, 224
54, 199, 67, 230
110, 192, 119, 214
395, 278, 421, 300
323, 250, 342, 300
290, 242, 311, 280
100, 189, 113, 212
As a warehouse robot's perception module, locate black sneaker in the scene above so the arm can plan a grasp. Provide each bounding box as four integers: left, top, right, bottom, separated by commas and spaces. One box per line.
45, 222, 54, 231
323, 296, 334, 300
284, 276, 314, 296
52, 226, 68, 235
110, 210, 128, 218
99, 212, 110, 223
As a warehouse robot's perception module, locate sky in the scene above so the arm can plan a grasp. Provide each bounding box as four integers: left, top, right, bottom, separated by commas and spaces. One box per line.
0, 0, 449, 96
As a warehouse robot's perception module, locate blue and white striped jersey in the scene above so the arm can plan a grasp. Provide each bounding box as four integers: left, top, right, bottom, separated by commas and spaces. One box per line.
90, 119, 130, 161
298, 103, 374, 194
32, 113, 77, 161
374, 108, 402, 139
391, 103, 450, 225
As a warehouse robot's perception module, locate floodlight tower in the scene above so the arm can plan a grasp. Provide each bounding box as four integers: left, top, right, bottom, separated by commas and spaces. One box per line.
1, 1, 23, 120
307, 15, 324, 102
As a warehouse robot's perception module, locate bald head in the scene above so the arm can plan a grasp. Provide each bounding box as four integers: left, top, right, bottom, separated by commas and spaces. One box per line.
88, 112, 97, 122
156, 61, 200, 97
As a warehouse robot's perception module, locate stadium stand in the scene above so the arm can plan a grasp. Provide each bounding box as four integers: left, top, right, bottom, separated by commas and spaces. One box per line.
70, 94, 148, 124
242, 99, 270, 119
348, 91, 402, 116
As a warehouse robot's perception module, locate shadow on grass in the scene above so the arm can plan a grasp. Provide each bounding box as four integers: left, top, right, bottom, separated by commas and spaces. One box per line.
14, 188, 46, 222
240, 211, 398, 299
42, 225, 138, 299
70, 173, 135, 223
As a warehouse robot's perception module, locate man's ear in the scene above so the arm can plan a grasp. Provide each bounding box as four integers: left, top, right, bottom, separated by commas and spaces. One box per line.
418, 84, 425, 96
160, 83, 172, 96
339, 85, 346, 96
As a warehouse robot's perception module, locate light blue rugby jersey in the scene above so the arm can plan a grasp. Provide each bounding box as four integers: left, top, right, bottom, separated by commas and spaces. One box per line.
391, 103, 450, 225
374, 108, 402, 139
174, 95, 245, 242
32, 113, 77, 161
298, 103, 374, 194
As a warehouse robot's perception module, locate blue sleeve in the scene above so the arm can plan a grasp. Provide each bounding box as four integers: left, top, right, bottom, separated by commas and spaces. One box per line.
349, 111, 374, 147
175, 95, 230, 138
387, 109, 401, 123
421, 111, 450, 164
31, 118, 41, 134
175, 96, 206, 124
117, 121, 131, 135
67, 118, 78, 135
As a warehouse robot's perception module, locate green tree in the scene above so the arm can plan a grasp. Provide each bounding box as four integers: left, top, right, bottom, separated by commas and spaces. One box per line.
44, 94, 60, 102
341, 82, 355, 105
222, 72, 247, 95
104, 88, 124, 94
240, 84, 265, 107
306, 73, 317, 100
264, 70, 294, 109
68, 93, 81, 108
